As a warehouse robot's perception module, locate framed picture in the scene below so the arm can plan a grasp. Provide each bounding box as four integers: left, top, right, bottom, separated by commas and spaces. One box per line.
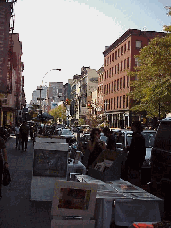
51, 180, 98, 220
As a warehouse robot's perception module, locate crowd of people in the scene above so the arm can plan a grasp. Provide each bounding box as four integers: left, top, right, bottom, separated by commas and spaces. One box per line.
83, 121, 146, 186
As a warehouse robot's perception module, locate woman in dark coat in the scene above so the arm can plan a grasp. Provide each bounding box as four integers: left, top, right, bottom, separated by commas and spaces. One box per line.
126, 121, 146, 186
87, 128, 106, 168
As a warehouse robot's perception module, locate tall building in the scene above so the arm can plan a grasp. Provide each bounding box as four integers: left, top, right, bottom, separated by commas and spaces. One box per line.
103, 29, 165, 128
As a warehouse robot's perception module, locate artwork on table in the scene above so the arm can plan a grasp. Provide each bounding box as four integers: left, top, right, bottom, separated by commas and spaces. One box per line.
51, 180, 98, 220
33, 149, 68, 177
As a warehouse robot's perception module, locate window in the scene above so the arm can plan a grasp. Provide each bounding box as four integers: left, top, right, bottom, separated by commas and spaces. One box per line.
112, 67, 114, 77
117, 79, 119, 91
115, 51, 117, 60
124, 43, 126, 52
114, 80, 116, 92
109, 68, 111, 78
117, 63, 119, 74
123, 76, 125, 88
105, 71, 106, 80
127, 57, 130, 68
121, 61, 123, 71
126, 96, 129, 108
104, 100, 106, 111
104, 85, 106, 94
109, 83, 110, 94
107, 57, 109, 65
111, 81, 113, 93
107, 70, 108, 78
102, 85, 103, 94
107, 84, 108, 94
115, 65, 117, 74
127, 75, 129, 88
123, 59, 126, 70
135, 57, 140, 67
114, 97, 115, 109
136, 40, 142, 49
120, 96, 122, 108
112, 53, 114, 62
117, 96, 119, 108
111, 98, 113, 110
123, 95, 125, 108
128, 41, 130, 50
120, 78, 122, 90
110, 55, 111, 63
118, 49, 120, 57
121, 46, 123, 55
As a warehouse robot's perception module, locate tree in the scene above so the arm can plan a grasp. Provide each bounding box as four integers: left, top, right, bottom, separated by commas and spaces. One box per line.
129, 33, 171, 118
129, 8, 171, 118
49, 105, 66, 123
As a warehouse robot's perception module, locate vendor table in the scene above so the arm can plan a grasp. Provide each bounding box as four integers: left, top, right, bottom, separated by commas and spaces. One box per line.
76, 175, 163, 228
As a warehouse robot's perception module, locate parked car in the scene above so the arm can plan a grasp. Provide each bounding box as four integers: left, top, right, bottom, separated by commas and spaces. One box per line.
150, 117, 171, 196
59, 128, 76, 145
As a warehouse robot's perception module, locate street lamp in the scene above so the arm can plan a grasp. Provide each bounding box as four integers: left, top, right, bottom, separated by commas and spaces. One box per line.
42, 69, 61, 85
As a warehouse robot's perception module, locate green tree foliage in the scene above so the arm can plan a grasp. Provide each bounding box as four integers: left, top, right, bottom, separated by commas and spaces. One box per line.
49, 105, 66, 123
129, 8, 171, 118
78, 118, 85, 125
164, 7, 171, 33
129, 33, 171, 118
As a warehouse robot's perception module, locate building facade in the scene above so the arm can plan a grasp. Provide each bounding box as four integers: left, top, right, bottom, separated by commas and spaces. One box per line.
103, 29, 165, 128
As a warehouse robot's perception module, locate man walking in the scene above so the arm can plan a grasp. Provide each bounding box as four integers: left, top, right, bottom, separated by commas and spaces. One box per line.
20, 121, 29, 151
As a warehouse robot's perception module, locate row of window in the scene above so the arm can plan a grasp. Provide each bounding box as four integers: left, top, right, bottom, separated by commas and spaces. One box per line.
99, 76, 129, 95
104, 40, 142, 67
104, 58, 130, 79
104, 95, 129, 110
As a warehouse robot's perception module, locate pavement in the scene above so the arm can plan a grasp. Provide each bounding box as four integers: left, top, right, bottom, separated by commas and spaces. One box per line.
0, 136, 52, 228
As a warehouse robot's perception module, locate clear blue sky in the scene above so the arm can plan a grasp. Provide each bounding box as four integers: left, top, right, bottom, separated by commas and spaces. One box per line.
13, 0, 171, 103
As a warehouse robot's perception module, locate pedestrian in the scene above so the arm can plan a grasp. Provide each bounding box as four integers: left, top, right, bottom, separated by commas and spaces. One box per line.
15, 123, 21, 149
30, 125, 33, 140
0, 134, 8, 199
86, 128, 106, 169
103, 127, 116, 151
126, 121, 146, 186
20, 120, 29, 151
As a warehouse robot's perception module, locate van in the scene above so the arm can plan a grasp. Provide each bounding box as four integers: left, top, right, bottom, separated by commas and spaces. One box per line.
150, 117, 171, 195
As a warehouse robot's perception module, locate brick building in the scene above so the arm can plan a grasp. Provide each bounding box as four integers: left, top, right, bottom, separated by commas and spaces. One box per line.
102, 29, 165, 128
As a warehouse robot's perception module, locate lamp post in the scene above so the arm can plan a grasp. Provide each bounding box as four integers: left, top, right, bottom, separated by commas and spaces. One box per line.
42, 69, 61, 85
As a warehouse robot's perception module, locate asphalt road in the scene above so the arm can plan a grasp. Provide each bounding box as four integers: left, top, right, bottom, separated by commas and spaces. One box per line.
0, 136, 52, 228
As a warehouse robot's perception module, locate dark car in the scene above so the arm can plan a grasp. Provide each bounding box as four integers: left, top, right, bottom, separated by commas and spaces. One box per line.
150, 117, 171, 196
59, 128, 76, 145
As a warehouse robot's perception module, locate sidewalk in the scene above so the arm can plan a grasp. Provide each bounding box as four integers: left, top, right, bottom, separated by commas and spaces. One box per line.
0, 136, 52, 228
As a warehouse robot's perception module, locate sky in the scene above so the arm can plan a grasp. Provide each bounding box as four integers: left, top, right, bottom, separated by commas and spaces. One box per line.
13, 0, 171, 104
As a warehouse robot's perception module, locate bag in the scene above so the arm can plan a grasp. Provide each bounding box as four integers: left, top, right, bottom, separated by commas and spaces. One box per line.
3, 166, 11, 186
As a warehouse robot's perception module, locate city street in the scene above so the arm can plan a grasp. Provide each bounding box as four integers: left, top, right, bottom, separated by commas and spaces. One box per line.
0, 136, 52, 228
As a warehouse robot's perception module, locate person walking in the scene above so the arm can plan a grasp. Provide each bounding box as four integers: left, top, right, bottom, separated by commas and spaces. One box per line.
15, 123, 21, 149
0, 135, 8, 199
126, 121, 146, 186
20, 121, 29, 151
